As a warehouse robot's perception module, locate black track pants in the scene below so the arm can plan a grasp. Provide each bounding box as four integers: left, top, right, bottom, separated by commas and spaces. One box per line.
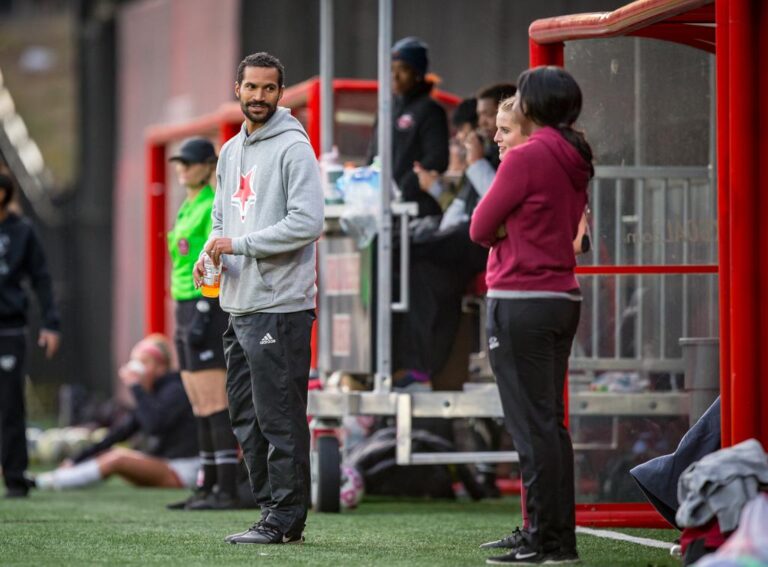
0, 334, 28, 491
487, 298, 580, 553
224, 310, 314, 534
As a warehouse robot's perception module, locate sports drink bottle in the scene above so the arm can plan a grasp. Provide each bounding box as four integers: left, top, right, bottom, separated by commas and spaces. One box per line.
201, 253, 221, 298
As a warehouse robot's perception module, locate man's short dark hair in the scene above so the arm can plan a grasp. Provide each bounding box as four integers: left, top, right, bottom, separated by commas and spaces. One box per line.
476, 83, 517, 104
236, 52, 285, 87
0, 173, 15, 207
452, 98, 478, 128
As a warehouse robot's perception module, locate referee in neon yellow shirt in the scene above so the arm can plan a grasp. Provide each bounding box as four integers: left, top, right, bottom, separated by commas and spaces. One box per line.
166, 138, 240, 510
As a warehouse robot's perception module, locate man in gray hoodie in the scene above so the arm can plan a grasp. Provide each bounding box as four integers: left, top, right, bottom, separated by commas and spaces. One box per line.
194, 52, 324, 545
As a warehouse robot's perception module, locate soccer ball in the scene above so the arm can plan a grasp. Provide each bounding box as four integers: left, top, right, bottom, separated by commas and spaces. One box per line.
35, 428, 67, 464
339, 465, 364, 510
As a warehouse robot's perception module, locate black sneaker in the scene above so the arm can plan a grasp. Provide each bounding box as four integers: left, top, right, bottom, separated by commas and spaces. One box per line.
224, 511, 270, 543
166, 488, 211, 510
480, 527, 528, 550
186, 489, 241, 511
486, 545, 554, 565
227, 521, 304, 545
225, 520, 260, 544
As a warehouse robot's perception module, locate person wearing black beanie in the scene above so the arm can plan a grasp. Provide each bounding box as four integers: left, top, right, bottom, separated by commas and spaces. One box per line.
367, 36, 449, 218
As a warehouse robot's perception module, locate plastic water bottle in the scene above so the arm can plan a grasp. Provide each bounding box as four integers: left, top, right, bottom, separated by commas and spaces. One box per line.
201, 253, 221, 298
320, 146, 344, 204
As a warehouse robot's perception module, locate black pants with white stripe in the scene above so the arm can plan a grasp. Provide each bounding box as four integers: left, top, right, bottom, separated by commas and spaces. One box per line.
487, 298, 581, 554
0, 334, 28, 492
223, 310, 315, 534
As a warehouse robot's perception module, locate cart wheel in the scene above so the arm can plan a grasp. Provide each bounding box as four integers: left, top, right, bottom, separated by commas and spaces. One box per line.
314, 435, 341, 513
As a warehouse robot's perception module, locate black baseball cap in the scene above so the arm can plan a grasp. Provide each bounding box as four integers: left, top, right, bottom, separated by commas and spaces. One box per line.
169, 138, 217, 164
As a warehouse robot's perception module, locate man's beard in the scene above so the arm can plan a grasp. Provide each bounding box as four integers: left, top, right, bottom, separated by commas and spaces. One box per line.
241, 100, 276, 125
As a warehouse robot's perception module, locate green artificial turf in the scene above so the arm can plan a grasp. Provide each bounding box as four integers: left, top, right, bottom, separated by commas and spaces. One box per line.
1, 481, 679, 566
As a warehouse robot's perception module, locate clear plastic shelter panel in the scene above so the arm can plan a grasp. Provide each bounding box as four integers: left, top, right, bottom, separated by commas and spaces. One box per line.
574, 274, 719, 362
564, 39, 719, 504
570, 274, 719, 504
567, 38, 716, 267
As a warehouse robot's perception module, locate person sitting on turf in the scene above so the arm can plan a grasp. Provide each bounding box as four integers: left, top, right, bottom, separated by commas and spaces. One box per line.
34, 334, 200, 491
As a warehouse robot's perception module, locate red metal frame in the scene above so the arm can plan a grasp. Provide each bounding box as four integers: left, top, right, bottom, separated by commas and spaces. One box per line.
727, 0, 758, 445
145, 144, 167, 334
575, 503, 672, 529
576, 264, 718, 275
306, 79, 321, 155
528, 0, 714, 49
715, 0, 731, 447
760, 0, 768, 445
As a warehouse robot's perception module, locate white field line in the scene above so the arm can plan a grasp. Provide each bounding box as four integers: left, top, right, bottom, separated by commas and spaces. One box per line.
576, 526, 674, 550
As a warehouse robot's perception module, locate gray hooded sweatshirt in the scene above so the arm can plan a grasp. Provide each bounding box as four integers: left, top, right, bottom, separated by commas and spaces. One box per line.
211, 107, 324, 315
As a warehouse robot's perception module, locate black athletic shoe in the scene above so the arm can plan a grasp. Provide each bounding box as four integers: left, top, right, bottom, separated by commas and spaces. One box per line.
186, 490, 241, 511
224, 521, 258, 544
486, 545, 556, 565
227, 521, 304, 545
5, 476, 34, 498
480, 527, 528, 550
224, 511, 270, 543
166, 488, 210, 510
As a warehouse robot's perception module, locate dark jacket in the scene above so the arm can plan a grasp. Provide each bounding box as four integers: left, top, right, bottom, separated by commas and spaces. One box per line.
0, 213, 60, 332
72, 372, 197, 463
629, 397, 721, 528
368, 82, 449, 217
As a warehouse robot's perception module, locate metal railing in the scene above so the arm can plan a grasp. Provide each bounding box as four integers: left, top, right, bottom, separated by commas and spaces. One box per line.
572, 165, 716, 378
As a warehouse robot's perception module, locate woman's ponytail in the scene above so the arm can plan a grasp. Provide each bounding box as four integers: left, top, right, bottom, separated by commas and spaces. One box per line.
557, 125, 594, 178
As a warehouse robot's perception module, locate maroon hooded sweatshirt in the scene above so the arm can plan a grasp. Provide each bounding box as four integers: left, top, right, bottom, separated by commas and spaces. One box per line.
469, 126, 590, 295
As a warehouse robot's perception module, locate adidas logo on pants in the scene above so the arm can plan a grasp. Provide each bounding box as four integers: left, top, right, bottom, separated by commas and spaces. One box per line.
260, 333, 276, 345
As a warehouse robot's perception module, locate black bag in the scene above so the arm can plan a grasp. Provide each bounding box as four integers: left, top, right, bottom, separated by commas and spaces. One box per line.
344, 427, 484, 500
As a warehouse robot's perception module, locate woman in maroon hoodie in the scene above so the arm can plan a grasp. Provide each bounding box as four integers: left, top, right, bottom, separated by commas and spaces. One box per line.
470, 66, 593, 566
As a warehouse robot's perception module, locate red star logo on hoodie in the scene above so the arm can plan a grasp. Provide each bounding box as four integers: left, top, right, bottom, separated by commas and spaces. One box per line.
232, 166, 257, 222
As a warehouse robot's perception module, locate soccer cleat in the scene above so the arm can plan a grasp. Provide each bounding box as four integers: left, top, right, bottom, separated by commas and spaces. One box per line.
480, 527, 528, 550
227, 521, 304, 545
166, 488, 211, 510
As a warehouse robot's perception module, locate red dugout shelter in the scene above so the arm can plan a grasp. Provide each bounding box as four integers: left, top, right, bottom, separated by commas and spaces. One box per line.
528, 0, 767, 525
